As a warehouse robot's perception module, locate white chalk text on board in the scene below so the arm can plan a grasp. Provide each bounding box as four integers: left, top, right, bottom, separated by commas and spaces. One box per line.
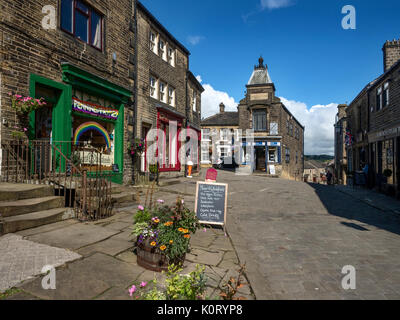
195, 182, 228, 227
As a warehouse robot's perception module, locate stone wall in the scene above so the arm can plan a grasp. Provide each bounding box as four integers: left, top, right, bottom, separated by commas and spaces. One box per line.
0, 0, 135, 183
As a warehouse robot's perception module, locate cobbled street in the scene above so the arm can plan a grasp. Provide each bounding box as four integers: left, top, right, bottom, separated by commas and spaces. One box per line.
161, 170, 400, 300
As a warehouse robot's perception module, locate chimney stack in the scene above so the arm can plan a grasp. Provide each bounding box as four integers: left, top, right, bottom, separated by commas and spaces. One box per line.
219, 102, 225, 113
383, 38, 400, 72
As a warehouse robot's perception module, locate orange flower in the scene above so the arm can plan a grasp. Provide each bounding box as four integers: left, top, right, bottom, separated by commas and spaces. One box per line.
164, 221, 173, 227
183, 229, 189, 234
159, 245, 167, 251
184, 234, 190, 239
150, 241, 157, 247
178, 227, 185, 233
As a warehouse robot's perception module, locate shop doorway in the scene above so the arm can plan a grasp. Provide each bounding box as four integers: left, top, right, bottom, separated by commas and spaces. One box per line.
255, 147, 266, 172
34, 85, 60, 175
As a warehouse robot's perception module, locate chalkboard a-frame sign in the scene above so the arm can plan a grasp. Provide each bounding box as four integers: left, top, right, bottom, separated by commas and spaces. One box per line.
194, 182, 228, 227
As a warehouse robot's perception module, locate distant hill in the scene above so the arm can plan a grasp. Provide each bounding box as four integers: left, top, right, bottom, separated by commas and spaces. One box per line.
305, 155, 334, 162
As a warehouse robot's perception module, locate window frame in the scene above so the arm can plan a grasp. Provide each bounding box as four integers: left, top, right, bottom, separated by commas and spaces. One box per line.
60, 0, 103, 51
383, 82, 390, 107
150, 76, 157, 99
168, 47, 175, 67
159, 81, 166, 103
253, 109, 267, 132
376, 87, 383, 111
168, 86, 175, 106
150, 30, 157, 53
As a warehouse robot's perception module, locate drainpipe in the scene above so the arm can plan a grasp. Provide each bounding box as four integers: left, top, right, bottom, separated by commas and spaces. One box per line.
132, 0, 138, 185
184, 71, 188, 177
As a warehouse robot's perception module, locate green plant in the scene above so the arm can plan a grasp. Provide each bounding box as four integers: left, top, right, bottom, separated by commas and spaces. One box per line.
133, 197, 200, 262
131, 222, 149, 237
219, 264, 248, 300
0, 288, 22, 300
8, 92, 46, 115
149, 164, 158, 174
383, 169, 393, 178
133, 206, 152, 224
165, 264, 207, 300
129, 264, 207, 300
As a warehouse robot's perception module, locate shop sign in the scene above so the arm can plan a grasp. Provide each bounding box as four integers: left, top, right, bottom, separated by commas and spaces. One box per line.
254, 142, 266, 147
72, 98, 119, 120
78, 152, 113, 166
267, 142, 281, 147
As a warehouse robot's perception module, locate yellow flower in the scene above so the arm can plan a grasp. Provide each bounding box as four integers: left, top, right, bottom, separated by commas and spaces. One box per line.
169, 240, 174, 244
150, 241, 156, 247
154, 219, 160, 224
160, 245, 167, 251
184, 234, 191, 239
178, 228, 185, 233
183, 229, 189, 234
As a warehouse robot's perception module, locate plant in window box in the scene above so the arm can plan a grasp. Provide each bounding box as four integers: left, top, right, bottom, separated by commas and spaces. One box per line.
8, 92, 46, 138
132, 197, 200, 272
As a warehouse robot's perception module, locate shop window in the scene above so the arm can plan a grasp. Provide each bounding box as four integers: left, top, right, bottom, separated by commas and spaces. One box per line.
60, 0, 103, 50
253, 110, 266, 132
168, 47, 175, 67
268, 147, 277, 163
383, 82, 390, 107
168, 87, 175, 106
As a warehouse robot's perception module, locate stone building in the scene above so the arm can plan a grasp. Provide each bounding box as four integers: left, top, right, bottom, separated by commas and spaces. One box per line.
238, 57, 305, 180
0, 0, 135, 184
200, 102, 240, 167
136, 1, 203, 177
342, 38, 400, 194
201, 57, 304, 180
334, 104, 349, 185
303, 160, 327, 184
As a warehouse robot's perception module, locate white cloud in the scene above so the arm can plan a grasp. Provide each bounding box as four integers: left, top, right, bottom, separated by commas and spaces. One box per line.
261, 0, 295, 10
196, 75, 202, 83
280, 97, 338, 155
187, 35, 204, 46
198, 76, 238, 119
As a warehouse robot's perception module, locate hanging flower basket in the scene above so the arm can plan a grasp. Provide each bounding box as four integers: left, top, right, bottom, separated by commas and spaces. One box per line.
8, 93, 46, 139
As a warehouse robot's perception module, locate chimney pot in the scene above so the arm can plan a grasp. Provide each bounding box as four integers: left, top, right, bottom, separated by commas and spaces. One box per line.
219, 102, 225, 113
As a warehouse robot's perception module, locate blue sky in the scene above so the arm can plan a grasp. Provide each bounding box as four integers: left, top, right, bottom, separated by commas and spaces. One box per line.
140, 0, 400, 154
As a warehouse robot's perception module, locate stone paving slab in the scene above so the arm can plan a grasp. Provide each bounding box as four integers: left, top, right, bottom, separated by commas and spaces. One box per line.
26, 223, 120, 250
0, 234, 81, 293
20, 253, 143, 299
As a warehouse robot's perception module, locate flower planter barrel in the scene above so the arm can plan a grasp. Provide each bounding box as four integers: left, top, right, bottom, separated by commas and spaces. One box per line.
136, 238, 186, 273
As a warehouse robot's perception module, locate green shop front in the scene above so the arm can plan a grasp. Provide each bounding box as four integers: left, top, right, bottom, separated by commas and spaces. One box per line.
29, 63, 131, 184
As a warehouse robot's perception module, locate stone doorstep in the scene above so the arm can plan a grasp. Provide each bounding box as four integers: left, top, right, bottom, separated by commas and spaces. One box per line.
0, 196, 64, 218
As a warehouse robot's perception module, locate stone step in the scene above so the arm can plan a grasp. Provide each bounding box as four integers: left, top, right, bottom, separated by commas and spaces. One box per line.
0, 196, 64, 218
111, 192, 139, 207
0, 183, 54, 202
2, 208, 73, 234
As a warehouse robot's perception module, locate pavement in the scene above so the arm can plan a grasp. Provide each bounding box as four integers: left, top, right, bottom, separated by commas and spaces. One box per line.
2, 169, 400, 300
0, 186, 254, 300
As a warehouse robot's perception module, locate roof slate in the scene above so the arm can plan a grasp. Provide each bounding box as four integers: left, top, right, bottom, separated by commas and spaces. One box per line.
201, 112, 239, 126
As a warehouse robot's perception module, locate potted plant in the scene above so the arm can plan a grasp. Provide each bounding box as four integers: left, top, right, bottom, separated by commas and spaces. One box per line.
132, 197, 200, 272
149, 164, 158, 181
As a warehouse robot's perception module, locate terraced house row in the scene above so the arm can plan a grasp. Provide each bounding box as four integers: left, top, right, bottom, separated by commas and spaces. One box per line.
335, 38, 400, 196
0, 0, 203, 186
